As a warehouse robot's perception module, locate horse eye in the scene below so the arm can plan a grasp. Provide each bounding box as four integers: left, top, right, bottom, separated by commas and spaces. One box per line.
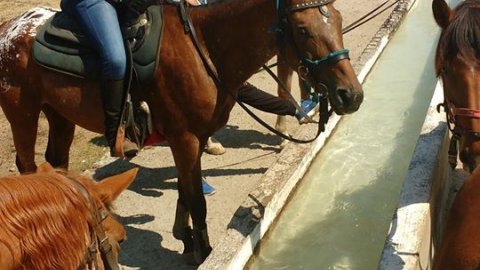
297, 27, 310, 37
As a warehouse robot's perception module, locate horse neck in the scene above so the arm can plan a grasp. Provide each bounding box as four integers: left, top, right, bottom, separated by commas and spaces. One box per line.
192, 0, 279, 89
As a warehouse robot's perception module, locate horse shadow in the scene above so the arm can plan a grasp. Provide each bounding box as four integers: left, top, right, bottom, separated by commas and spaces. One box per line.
117, 214, 197, 270
211, 124, 284, 152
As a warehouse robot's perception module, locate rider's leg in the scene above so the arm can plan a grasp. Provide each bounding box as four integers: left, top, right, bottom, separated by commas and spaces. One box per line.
66, 0, 138, 157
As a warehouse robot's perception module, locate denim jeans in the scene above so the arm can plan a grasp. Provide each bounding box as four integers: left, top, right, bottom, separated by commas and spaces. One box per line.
61, 0, 126, 80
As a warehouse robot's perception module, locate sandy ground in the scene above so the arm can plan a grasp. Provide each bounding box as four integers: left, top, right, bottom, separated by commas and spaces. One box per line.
0, 1, 396, 269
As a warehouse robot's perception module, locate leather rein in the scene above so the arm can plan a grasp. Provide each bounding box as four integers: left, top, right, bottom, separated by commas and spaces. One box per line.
437, 99, 480, 169
64, 176, 120, 270
178, 0, 350, 143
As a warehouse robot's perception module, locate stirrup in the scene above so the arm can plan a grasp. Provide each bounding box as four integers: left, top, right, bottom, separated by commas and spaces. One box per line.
111, 125, 139, 158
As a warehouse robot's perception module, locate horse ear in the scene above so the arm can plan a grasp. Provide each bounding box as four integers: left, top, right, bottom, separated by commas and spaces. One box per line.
37, 162, 55, 173
96, 167, 138, 204
433, 0, 453, 29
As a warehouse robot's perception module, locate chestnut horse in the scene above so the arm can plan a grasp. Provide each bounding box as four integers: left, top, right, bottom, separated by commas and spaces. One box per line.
0, 0, 363, 263
0, 162, 138, 270
432, 166, 480, 269
434, 0, 480, 172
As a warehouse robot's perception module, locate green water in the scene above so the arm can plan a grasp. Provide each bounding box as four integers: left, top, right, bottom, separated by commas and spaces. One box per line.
248, 0, 444, 269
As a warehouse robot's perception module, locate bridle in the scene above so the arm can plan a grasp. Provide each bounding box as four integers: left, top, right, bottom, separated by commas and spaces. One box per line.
177, 0, 351, 143
276, 0, 351, 98
437, 98, 480, 169
64, 176, 120, 270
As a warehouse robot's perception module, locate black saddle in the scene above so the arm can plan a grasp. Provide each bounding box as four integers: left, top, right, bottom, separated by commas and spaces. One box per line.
32, 6, 163, 82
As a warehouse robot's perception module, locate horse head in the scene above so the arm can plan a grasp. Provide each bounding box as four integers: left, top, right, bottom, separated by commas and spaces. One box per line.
279, 0, 363, 115
36, 162, 138, 270
433, 0, 480, 172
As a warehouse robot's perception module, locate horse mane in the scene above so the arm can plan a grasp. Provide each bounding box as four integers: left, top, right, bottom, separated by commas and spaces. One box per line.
435, 0, 480, 75
0, 171, 94, 269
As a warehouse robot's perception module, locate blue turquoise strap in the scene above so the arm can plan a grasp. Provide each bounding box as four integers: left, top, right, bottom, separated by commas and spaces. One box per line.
303, 49, 349, 65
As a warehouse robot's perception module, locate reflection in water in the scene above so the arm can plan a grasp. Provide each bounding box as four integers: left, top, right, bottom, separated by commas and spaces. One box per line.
249, 0, 442, 269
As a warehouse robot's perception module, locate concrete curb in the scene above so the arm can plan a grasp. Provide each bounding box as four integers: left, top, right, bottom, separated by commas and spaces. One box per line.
378, 81, 449, 270
199, 1, 417, 269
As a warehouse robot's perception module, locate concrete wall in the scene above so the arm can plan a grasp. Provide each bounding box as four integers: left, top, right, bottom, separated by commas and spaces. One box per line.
378, 82, 452, 270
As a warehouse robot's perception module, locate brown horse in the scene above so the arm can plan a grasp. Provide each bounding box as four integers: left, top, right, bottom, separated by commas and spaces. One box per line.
0, 0, 363, 263
0, 162, 137, 270
432, 166, 480, 270
433, 0, 480, 172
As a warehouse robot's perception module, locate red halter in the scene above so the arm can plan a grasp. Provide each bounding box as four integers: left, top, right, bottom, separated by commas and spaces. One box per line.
444, 99, 480, 135
438, 99, 480, 169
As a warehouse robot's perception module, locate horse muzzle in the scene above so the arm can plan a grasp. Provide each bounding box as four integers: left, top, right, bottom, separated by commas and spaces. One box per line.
329, 87, 364, 115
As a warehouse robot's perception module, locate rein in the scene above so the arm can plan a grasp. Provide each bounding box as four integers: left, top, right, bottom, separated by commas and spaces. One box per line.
64, 176, 119, 270
437, 100, 480, 169
178, 0, 344, 143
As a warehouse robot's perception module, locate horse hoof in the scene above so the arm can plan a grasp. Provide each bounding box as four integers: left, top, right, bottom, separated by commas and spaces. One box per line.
205, 138, 226, 155
193, 228, 212, 264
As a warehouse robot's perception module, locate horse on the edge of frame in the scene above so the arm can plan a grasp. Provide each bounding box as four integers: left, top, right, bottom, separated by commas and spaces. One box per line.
432, 166, 480, 270
0, 0, 363, 264
434, 0, 480, 173
432, 0, 480, 268
0, 162, 137, 269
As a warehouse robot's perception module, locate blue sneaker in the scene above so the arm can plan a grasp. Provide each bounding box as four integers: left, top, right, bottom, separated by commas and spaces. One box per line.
202, 177, 216, 196
295, 97, 319, 123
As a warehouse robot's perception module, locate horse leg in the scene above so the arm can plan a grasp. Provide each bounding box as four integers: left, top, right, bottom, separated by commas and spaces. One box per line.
1, 92, 41, 173
204, 136, 226, 155
275, 56, 294, 148
42, 105, 75, 169
170, 132, 211, 264
173, 198, 195, 263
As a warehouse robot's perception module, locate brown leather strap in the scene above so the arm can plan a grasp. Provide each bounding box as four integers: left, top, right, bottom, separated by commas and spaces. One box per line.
114, 125, 126, 158
64, 176, 120, 270
286, 0, 335, 13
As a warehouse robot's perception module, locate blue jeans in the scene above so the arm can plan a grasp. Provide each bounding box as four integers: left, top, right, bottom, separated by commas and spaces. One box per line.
61, 0, 126, 80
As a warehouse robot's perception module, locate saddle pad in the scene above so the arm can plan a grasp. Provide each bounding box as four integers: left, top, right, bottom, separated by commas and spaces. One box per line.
32, 6, 164, 82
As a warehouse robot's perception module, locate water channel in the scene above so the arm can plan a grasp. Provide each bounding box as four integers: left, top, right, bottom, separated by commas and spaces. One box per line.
248, 0, 450, 268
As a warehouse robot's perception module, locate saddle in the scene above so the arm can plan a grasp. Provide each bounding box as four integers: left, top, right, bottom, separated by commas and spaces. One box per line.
32, 6, 165, 152
32, 6, 164, 83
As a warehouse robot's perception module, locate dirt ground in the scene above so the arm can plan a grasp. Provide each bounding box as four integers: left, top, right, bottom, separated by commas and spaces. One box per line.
0, 1, 395, 269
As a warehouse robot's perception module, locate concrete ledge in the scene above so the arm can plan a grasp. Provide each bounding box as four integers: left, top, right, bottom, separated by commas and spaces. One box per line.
199, 1, 417, 269
378, 81, 450, 270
